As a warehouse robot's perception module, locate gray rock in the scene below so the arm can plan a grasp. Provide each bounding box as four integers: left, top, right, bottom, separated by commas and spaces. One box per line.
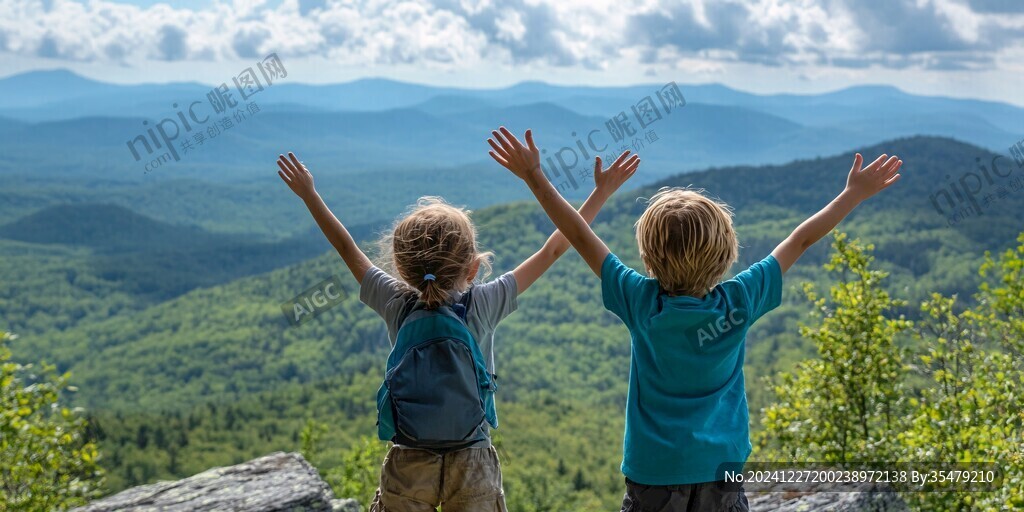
74, 451, 907, 512
749, 485, 909, 511
329, 499, 361, 512
73, 452, 361, 512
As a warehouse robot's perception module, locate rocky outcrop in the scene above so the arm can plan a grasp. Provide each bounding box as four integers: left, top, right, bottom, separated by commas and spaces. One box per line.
73, 452, 908, 512
749, 487, 908, 511
72, 452, 360, 512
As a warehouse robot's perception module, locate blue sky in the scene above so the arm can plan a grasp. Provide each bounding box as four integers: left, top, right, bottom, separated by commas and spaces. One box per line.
2, 0, 1023, 105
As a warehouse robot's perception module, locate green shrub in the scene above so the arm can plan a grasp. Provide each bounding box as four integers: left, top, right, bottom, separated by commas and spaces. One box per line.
1, 331, 104, 511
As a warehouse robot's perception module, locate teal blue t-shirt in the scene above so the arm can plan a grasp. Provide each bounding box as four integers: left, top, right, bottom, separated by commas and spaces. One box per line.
601, 252, 782, 485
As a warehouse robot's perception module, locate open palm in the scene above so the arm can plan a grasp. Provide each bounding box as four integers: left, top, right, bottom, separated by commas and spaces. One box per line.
594, 151, 641, 194
276, 152, 316, 200
487, 127, 542, 180
846, 153, 902, 201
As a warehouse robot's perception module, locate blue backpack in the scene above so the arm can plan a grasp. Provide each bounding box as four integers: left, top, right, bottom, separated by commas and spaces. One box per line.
376, 289, 499, 449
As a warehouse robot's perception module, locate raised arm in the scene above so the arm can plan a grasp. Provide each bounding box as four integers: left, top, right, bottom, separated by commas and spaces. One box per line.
488, 127, 637, 277
771, 153, 903, 274
276, 152, 373, 282
507, 152, 639, 293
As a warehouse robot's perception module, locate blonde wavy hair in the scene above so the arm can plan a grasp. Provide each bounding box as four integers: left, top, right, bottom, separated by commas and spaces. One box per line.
376, 197, 492, 308
634, 187, 738, 297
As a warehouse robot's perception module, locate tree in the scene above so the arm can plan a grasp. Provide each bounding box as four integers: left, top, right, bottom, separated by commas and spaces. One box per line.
758, 233, 911, 462
758, 232, 1024, 511
324, 436, 390, 508
1, 331, 104, 511
298, 420, 389, 508
900, 235, 1024, 511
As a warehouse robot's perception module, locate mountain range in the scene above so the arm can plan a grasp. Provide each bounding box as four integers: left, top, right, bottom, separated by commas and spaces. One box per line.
0, 70, 1019, 190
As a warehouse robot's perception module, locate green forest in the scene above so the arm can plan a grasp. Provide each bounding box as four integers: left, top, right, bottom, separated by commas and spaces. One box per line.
3, 136, 1024, 511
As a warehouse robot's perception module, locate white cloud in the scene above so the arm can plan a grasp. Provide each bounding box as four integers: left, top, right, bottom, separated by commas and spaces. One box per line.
0, 0, 1021, 73
494, 10, 525, 43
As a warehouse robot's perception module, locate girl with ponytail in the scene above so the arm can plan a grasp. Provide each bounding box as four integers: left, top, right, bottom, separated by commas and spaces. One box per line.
277, 144, 639, 511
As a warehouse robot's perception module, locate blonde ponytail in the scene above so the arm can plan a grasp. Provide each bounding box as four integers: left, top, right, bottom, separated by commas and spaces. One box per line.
377, 197, 492, 309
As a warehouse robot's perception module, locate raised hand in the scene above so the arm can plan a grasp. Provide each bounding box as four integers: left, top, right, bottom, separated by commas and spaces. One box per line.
277, 152, 316, 200
275, 151, 373, 282
771, 151, 905, 274
845, 153, 902, 202
594, 151, 641, 196
487, 127, 542, 181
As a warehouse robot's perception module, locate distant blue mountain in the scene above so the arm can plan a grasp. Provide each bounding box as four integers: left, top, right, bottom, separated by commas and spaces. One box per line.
2, 70, 1020, 146
0, 70, 1020, 189
0, 69, 112, 108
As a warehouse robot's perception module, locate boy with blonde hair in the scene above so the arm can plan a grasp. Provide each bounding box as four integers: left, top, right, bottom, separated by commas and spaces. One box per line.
487, 127, 902, 511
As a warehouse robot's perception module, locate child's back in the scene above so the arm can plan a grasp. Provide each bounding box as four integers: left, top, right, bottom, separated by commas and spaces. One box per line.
362, 264, 514, 511
602, 189, 782, 485
488, 126, 902, 512
604, 250, 780, 484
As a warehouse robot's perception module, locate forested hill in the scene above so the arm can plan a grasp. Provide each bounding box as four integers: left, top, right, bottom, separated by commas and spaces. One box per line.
585, 135, 1022, 296
4, 136, 1023, 502
12, 135, 1022, 410
653, 135, 1022, 240
0, 203, 226, 251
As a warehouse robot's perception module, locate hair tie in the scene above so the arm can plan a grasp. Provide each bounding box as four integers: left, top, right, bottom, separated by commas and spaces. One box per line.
423, 274, 436, 282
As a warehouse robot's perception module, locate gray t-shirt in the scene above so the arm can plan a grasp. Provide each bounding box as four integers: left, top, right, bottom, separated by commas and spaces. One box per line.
359, 266, 518, 376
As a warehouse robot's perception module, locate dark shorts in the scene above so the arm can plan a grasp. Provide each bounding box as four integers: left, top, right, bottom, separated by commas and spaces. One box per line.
620, 478, 748, 512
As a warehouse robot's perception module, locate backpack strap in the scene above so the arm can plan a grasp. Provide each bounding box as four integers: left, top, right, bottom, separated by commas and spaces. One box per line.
452, 287, 473, 321
452, 287, 498, 385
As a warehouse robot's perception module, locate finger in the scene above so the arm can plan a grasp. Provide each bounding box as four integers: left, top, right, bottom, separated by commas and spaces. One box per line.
881, 160, 903, 179
288, 152, 306, 173
277, 155, 292, 173
623, 155, 640, 171
876, 156, 899, 175
623, 159, 639, 175
872, 155, 895, 175
492, 130, 515, 154
865, 154, 887, 172
613, 150, 632, 168
525, 130, 538, 152
499, 126, 524, 150
277, 159, 294, 178
493, 131, 516, 154
594, 156, 602, 175
277, 170, 291, 183
881, 173, 902, 188
848, 153, 863, 174
487, 139, 509, 159
279, 154, 298, 174
488, 151, 509, 167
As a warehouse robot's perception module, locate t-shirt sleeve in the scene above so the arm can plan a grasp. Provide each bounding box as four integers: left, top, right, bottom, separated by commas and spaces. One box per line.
729, 254, 783, 322
359, 266, 412, 338
601, 252, 649, 325
468, 272, 519, 332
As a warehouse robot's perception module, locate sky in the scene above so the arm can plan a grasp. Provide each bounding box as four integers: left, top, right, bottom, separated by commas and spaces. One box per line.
1, 0, 1023, 105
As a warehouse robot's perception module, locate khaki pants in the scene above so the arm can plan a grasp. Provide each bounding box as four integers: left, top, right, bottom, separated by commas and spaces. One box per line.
369, 445, 507, 512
